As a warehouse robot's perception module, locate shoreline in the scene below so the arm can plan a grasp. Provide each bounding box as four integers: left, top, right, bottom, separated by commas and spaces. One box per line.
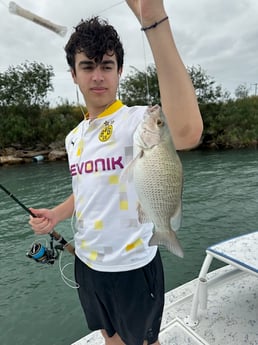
0, 148, 67, 166
1, 142, 257, 167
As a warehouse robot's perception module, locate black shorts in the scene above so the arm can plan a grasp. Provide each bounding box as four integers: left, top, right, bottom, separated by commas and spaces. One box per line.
75, 250, 165, 345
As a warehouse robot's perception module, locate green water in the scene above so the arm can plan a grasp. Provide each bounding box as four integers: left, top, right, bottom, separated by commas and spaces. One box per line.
1, 149, 258, 345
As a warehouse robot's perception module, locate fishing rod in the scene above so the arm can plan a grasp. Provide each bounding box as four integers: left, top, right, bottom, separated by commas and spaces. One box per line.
0, 183, 75, 264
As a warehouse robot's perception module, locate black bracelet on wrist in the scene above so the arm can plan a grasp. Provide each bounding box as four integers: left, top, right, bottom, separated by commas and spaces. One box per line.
141, 16, 169, 31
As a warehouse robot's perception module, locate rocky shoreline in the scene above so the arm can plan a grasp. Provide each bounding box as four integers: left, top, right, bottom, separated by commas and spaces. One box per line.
1, 141, 257, 166
0, 147, 67, 166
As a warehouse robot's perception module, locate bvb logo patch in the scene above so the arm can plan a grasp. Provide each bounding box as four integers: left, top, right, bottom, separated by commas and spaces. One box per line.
99, 120, 114, 142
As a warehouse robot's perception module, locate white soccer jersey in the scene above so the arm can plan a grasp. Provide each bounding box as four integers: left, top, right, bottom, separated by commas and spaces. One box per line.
65, 100, 157, 272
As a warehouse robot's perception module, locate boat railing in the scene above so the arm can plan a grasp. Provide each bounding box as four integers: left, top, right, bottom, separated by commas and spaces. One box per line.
184, 231, 258, 328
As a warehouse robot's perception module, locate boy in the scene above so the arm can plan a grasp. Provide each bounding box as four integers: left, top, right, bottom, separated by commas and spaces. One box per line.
29, 1, 203, 344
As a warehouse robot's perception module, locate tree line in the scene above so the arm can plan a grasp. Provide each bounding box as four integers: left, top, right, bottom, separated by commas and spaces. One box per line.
0, 61, 258, 151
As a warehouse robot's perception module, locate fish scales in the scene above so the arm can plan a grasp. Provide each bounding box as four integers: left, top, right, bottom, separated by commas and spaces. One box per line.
134, 146, 181, 220
132, 104, 184, 257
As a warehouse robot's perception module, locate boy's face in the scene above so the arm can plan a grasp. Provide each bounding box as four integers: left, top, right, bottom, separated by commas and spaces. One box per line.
72, 51, 122, 113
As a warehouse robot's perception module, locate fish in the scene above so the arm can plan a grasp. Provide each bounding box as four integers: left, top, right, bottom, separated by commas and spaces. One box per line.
123, 104, 184, 258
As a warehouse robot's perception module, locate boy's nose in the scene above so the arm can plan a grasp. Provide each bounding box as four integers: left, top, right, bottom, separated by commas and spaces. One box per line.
92, 67, 104, 81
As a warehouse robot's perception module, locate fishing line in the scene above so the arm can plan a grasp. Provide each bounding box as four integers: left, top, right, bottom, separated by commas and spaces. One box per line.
76, 85, 86, 118
139, 1, 152, 105
3, 0, 125, 36
0, 0, 8, 8
27, 237, 49, 256
56, 210, 79, 289
58, 240, 79, 289
98, 0, 125, 15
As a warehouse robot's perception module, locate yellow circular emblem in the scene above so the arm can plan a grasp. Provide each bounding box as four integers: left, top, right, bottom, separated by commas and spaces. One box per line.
99, 124, 113, 142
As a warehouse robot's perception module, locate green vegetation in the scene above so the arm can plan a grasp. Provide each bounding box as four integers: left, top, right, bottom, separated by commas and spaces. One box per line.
0, 61, 84, 149
0, 61, 257, 151
120, 64, 258, 149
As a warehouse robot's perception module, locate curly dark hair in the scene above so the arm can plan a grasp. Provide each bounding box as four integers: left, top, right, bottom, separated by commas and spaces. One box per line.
65, 16, 124, 73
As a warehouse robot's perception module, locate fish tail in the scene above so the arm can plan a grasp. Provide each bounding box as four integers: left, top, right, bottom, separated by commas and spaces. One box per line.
149, 231, 184, 258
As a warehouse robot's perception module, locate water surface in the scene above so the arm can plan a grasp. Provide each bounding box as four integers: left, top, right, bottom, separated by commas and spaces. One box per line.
0, 149, 257, 345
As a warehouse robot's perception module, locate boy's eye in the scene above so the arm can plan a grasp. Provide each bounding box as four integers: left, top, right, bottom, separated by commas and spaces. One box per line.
81, 65, 94, 70
102, 65, 113, 70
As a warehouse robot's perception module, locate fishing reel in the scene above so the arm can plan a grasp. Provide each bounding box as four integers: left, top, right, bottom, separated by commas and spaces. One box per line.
26, 235, 65, 265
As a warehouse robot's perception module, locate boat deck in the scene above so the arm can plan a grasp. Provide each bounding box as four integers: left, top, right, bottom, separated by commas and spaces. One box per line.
72, 264, 258, 345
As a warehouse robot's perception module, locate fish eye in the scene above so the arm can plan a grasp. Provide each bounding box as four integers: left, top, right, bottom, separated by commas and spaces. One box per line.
157, 119, 163, 127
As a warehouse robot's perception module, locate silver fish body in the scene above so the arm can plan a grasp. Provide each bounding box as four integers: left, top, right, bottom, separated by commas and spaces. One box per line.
132, 105, 184, 258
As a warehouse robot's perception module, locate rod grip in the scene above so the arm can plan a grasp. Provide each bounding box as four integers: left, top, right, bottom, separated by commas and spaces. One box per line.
52, 230, 75, 255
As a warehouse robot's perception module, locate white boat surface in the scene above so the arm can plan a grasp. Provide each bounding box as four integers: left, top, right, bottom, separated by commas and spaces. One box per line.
72, 231, 258, 345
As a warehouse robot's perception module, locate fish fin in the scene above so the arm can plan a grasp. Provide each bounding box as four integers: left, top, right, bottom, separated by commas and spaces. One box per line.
170, 201, 182, 232
149, 231, 184, 258
137, 202, 151, 223
120, 151, 143, 183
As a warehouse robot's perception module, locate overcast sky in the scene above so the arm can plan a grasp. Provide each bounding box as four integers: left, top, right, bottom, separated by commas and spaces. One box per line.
1, 0, 258, 105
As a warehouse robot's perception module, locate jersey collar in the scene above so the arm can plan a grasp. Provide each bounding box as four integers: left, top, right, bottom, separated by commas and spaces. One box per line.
85, 100, 124, 120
